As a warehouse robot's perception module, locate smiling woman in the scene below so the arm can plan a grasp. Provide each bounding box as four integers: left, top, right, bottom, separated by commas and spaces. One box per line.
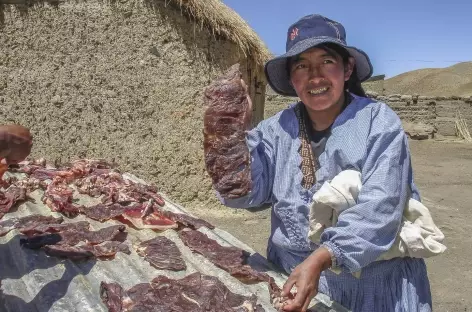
206, 13, 435, 312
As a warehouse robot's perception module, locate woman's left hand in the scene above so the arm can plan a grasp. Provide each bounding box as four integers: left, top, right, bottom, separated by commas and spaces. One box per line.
281, 247, 332, 312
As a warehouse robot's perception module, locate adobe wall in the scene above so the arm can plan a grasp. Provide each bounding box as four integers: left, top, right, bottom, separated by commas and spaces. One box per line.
0, 1, 257, 208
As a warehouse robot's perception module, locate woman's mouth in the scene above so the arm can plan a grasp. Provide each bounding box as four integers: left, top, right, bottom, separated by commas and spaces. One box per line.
308, 87, 329, 95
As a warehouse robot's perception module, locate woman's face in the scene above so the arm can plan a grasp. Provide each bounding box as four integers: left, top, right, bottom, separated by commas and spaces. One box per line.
289, 47, 355, 112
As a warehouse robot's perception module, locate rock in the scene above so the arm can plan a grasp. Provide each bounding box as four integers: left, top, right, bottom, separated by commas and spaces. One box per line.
401, 95, 413, 101
149, 46, 160, 57
418, 96, 431, 101
366, 91, 378, 98
51, 95, 63, 107
377, 96, 388, 101
403, 122, 435, 140
104, 90, 117, 98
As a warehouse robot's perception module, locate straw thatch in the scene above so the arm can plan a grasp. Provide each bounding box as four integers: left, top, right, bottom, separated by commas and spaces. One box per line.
455, 111, 472, 142
0, 0, 272, 66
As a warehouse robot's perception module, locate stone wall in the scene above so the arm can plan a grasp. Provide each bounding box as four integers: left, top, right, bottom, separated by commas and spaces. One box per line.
366, 93, 472, 139
264, 92, 472, 140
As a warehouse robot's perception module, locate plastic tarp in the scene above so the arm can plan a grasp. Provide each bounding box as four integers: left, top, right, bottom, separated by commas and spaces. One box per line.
0, 171, 349, 312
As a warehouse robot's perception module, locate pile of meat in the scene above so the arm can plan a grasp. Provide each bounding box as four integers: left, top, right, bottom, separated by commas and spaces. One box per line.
5, 158, 213, 232
0, 143, 288, 309
203, 63, 253, 199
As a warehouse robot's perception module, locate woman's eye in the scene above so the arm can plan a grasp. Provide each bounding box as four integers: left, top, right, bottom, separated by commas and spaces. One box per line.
296, 64, 306, 69
323, 59, 334, 64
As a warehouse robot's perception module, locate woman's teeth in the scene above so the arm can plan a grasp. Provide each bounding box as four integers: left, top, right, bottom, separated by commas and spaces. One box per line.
309, 87, 329, 95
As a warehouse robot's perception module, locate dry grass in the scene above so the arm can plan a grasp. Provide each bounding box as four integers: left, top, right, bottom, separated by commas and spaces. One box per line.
0, 0, 272, 67
164, 0, 271, 66
455, 111, 472, 142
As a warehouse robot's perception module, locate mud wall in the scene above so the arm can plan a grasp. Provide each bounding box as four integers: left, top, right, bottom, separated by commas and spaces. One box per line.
0, 1, 257, 208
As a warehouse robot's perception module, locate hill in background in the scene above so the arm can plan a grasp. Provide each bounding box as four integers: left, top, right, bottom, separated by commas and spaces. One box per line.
384, 61, 472, 96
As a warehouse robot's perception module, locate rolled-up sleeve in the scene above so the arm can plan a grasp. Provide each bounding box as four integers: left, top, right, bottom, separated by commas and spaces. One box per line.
216, 123, 276, 209
320, 109, 412, 273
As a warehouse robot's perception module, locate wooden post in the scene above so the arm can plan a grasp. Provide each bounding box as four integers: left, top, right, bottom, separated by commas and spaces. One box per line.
246, 59, 267, 128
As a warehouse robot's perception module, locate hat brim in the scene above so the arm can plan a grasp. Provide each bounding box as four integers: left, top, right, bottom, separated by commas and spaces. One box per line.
264, 37, 373, 97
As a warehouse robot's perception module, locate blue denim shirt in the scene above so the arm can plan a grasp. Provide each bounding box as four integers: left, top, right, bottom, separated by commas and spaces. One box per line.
216, 93, 421, 274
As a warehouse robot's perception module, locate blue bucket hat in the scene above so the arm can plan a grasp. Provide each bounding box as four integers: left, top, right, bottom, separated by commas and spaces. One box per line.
265, 14, 374, 97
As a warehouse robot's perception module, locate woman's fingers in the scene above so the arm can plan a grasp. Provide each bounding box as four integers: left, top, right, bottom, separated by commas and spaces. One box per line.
281, 276, 296, 297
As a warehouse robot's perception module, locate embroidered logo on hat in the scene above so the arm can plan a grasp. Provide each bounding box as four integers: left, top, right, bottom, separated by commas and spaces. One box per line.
290, 27, 299, 41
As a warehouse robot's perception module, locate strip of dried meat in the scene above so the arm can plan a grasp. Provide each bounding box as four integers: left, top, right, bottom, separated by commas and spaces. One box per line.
178, 229, 269, 284
0, 214, 63, 237
19, 220, 130, 261
0, 185, 27, 219
100, 272, 265, 312
80, 203, 131, 222
136, 236, 186, 271
162, 210, 215, 230
203, 63, 253, 199
20, 223, 126, 247
44, 241, 131, 260
119, 206, 177, 231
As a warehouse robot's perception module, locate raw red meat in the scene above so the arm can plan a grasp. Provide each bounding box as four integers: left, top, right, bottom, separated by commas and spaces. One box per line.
100, 272, 265, 312
136, 236, 186, 271
41, 178, 82, 217
19, 220, 130, 261
162, 210, 215, 230
43, 241, 130, 260
203, 63, 253, 199
80, 203, 131, 222
178, 229, 269, 284
118, 204, 177, 231
0, 185, 27, 219
0, 214, 63, 237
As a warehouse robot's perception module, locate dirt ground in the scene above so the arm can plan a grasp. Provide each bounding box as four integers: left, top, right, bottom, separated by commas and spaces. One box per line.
184, 139, 472, 311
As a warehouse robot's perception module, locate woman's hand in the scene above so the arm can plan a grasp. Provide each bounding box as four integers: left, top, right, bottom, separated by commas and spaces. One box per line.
0, 124, 33, 164
281, 247, 333, 312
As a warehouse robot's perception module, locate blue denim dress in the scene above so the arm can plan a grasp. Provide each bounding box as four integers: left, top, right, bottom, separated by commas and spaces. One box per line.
217, 94, 433, 311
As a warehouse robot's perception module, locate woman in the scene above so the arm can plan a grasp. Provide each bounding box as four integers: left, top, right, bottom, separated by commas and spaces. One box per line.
209, 14, 432, 312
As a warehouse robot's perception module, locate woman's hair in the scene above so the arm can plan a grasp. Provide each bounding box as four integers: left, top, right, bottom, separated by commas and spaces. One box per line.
286, 43, 367, 97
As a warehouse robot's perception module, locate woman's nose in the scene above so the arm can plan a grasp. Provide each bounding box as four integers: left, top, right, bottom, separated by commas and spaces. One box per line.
307, 64, 323, 81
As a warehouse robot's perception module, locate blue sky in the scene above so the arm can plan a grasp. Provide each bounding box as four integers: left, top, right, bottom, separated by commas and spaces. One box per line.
222, 0, 472, 78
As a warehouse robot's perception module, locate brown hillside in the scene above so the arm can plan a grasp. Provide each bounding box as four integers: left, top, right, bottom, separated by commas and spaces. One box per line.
384, 61, 472, 96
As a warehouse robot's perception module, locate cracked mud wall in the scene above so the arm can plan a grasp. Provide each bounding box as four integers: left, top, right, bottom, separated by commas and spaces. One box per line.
0, 0, 256, 207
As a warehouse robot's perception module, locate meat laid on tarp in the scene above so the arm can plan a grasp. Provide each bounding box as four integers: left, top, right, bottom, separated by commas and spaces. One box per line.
118, 205, 177, 231
203, 63, 253, 199
19, 220, 130, 260
41, 177, 82, 217
44, 241, 131, 261
20, 223, 126, 246
162, 210, 215, 230
100, 272, 265, 312
80, 203, 131, 222
74, 170, 166, 207
0, 214, 64, 237
0, 185, 27, 219
135, 236, 186, 271
178, 229, 270, 284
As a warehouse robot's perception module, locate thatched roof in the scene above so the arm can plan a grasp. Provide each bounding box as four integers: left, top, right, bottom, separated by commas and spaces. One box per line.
165, 0, 272, 67
0, 0, 272, 67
